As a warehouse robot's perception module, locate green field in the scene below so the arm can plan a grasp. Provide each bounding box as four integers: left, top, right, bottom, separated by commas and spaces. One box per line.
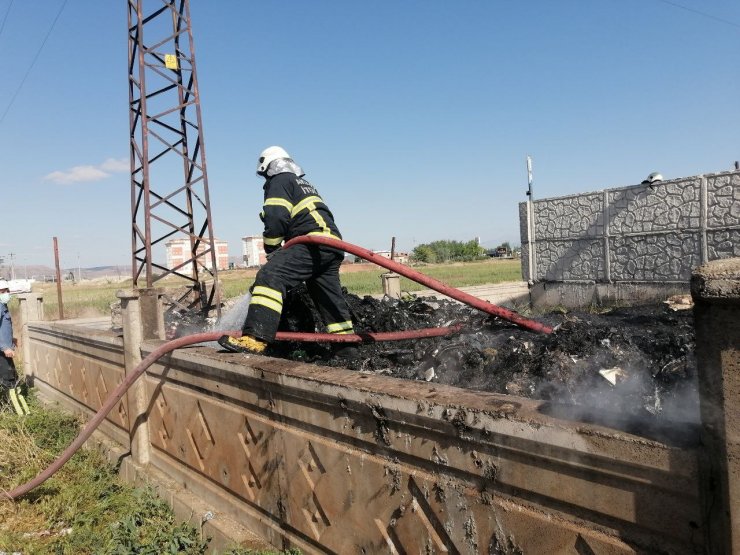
30, 258, 522, 319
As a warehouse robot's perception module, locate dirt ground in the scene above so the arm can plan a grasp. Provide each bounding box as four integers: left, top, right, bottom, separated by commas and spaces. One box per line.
268, 285, 699, 443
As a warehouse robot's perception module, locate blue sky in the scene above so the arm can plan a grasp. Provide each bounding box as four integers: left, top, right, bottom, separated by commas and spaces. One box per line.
0, 0, 738, 270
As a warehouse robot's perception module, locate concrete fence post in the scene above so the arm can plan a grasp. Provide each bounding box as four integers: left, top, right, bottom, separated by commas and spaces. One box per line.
691, 257, 740, 554
16, 293, 44, 379
116, 288, 165, 466
381, 272, 401, 299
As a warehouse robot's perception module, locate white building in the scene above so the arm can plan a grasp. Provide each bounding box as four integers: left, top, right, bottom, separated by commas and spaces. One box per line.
165, 238, 229, 272
372, 250, 409, 264
242, 235, 267, 267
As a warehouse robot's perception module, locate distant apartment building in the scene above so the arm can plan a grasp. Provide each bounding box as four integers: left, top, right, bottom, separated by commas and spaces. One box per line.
165, 238, 229, 272
242, 235, 267, 267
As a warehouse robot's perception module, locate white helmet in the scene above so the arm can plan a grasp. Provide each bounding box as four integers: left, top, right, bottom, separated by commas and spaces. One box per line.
0, 279, 8, 290
641, 172, 663, 185
256, 146, 290, 176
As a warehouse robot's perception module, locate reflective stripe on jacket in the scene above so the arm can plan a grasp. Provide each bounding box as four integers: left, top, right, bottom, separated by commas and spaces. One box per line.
261, 172, 342, 252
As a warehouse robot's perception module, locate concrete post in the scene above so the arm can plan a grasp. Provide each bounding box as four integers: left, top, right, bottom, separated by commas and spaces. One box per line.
381, 272, 401, 299
116, 288, 165, 466
16, 293, 44, 380
691, 257, 740, 554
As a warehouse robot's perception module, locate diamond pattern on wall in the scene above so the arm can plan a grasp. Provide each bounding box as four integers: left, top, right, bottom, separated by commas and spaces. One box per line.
96, 373, 109, 407
298, 441, 330, 540
117, 400, 127, 424
155, 391, 172, 448
382, 477, 458, 554
238, 417, 263, 501
66, 360, 75, 397
375, 518, 401, 555
185, 399, 215, 472
53, 356, 62, 389
80, 365, 89, 404
240, 460, 263, 502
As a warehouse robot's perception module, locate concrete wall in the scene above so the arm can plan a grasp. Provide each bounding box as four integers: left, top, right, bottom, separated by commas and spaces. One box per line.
24, 319, 706, 554
520, 171, 740, 306
27, 320, 129, 450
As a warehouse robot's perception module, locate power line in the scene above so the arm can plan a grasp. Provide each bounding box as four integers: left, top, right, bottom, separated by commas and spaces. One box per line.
0, 0, 68, 127
0, 0, 14, 41
653, 0, 740, 29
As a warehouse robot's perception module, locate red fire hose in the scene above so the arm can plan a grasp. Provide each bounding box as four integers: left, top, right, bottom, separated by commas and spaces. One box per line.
3, 325, 464, 500
5, 237, 550, 500
284, 235, 553, 334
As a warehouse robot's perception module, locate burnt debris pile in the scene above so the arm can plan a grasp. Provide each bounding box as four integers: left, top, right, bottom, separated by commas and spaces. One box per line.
270, 285, 699, 427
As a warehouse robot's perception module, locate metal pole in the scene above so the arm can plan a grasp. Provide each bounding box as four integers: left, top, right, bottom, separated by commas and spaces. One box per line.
526, 155, 536, 283
390, 236, 396, 262
53, 237, 64, 319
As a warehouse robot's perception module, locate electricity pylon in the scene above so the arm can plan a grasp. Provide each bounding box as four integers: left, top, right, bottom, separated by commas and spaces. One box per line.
128, 0, 220, 316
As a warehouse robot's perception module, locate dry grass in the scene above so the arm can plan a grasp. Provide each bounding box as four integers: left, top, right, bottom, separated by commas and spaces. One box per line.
25, 259, 523, 320
0, 399, 300, 554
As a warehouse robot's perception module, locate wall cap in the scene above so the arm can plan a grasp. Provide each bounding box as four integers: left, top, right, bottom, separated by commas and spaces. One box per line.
691, 257, 740, 301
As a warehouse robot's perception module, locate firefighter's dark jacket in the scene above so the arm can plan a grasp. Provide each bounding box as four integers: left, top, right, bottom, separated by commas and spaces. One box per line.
261, 172, 342, 253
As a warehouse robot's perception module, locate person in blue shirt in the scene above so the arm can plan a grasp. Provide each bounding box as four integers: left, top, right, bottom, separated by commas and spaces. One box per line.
0, 279, 29, 415
0, 279, 16, 390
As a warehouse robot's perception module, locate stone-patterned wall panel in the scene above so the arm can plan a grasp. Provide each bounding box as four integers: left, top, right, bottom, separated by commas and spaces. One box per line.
520, 244, 530, 281
608, 178, 701, 234
706, 172, 740, 228
535, 239, 605, 281
611, 233, 701, 281
146, 380, 282, 516
708, 229, 740, 260
518, 202, 529, 243
533, 193, 603, 239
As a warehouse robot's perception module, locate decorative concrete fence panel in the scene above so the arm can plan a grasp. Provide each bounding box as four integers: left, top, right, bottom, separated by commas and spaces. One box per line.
520, 171, 740, 306
21, 317, 705, 554
20, 273, 740, 554
26, 320, 129, 449
144, 347, 706, 554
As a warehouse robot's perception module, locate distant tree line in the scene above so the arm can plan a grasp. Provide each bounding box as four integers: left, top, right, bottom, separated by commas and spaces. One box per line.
411, 240, 487, 263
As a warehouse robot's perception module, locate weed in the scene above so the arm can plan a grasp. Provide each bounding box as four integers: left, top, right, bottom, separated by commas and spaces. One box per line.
0, 396, 209, 554
222, 549, 301, 555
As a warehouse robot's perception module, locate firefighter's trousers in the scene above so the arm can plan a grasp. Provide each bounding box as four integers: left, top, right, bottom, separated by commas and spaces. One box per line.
243, 244, 354, 342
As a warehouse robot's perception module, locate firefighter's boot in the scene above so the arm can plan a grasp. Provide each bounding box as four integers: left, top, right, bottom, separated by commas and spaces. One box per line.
218, 335, 267, 354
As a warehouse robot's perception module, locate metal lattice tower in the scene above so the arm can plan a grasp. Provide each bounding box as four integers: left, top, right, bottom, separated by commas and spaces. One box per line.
128, 0, 220, 316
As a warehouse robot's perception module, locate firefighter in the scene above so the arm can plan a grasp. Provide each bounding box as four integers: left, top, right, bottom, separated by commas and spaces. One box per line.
218, 146, 355, 354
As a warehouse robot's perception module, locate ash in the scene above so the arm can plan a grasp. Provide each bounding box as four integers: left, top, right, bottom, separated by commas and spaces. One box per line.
168, 284, 699, 443
270, 285, 699, 439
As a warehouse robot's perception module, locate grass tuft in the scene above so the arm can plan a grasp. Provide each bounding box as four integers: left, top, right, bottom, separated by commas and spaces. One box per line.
0, 396, 299, 554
